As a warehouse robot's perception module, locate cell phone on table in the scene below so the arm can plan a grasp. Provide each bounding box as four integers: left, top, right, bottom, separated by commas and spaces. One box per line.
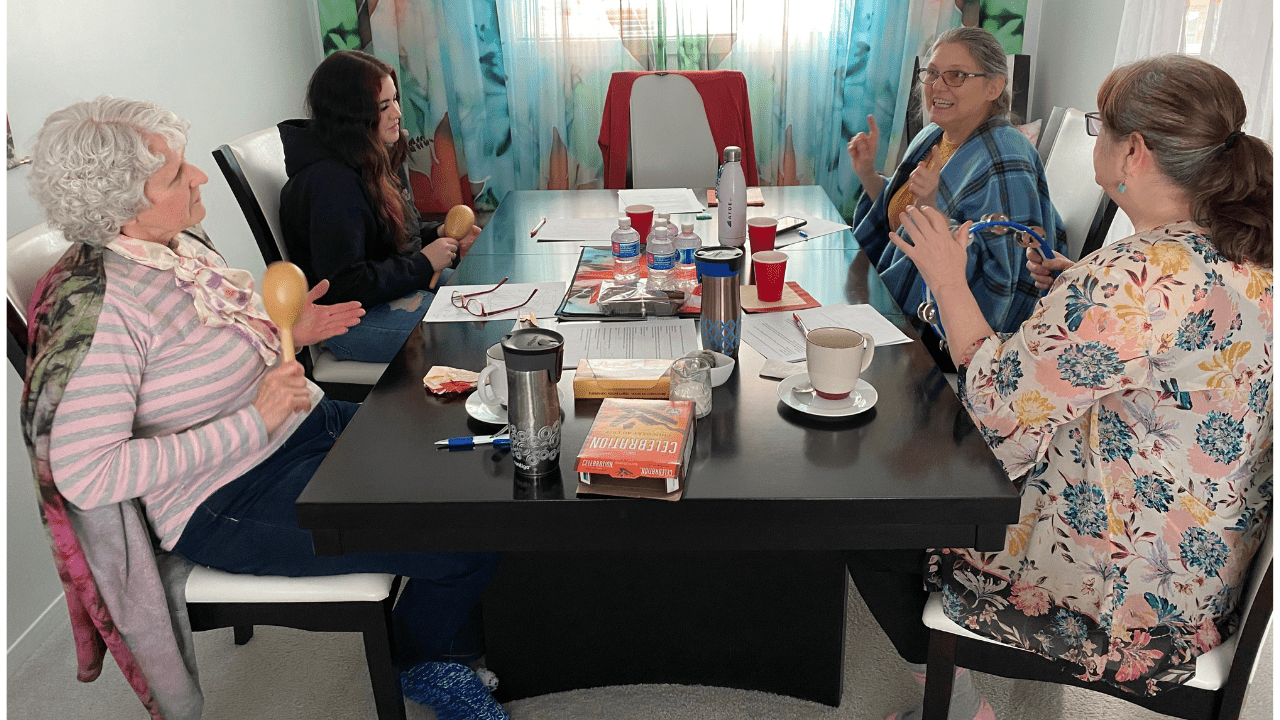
776, 216, 807, 234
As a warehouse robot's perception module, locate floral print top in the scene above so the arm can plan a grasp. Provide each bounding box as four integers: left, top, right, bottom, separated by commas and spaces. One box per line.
928, 222, 1273, 695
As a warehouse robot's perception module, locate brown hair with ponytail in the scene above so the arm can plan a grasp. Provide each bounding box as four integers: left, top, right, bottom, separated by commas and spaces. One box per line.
306, 50, 414, 252
1097, 54, 1271, 267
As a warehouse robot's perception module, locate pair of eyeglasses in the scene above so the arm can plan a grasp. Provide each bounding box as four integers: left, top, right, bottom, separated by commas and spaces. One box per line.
1084, 112, 1103, 136
451, 277, 538, 317
916, 68, 989, 87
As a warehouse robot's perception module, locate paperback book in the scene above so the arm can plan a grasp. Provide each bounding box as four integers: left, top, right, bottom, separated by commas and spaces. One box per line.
575, 398, 696, 501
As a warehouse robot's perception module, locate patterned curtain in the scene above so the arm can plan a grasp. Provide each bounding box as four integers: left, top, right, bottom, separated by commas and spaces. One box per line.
315, 0, 965, 219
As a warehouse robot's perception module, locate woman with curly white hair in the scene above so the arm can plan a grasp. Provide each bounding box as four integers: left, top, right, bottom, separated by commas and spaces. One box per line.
20, 96, 504, 719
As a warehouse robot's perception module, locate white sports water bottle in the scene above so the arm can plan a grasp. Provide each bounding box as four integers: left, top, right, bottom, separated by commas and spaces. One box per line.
716, 146, 747, 247
673, 221, 701, 292
646, 226, 677, 292
611, 217, 641, 284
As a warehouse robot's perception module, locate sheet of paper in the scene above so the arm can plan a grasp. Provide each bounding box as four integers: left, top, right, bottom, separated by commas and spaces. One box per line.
422, 281, 566, 323
774, 212, 851, 246
616, 188, 705, 215
536, 217, 622, 243
547, 318, 700, 369
742, 303, 912, 362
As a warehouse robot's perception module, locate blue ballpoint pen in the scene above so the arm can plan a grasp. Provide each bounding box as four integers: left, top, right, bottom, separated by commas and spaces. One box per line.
435, 434, 511, 448
797, 230, 809, 238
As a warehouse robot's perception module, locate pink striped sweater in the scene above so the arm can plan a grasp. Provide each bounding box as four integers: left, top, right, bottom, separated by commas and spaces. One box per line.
48, 250, 322, 550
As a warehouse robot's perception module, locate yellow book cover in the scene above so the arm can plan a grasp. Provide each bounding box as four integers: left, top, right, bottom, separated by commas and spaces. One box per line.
572, 359, 673, 399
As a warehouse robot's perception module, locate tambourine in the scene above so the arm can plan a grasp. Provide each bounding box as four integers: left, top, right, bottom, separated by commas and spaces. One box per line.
917, 214, 1052, 346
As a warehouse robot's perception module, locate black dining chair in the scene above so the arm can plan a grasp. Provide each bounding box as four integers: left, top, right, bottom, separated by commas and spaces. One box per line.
7, 222, 407, 720
920, 531, 1272, 720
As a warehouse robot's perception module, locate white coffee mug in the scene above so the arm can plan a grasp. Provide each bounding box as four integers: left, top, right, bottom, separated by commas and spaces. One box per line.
805, 327, 875, 400
476, 342, 507, 409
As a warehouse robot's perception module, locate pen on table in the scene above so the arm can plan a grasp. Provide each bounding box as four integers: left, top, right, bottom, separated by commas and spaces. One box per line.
797, 230, 809, 238
529, 217, 547, 237
435, 434, 511, 448
792, 312, 810, 337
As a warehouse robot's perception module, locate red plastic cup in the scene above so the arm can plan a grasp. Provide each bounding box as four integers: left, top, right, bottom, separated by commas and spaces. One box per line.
625, 204, 654, 244
747, 216, 778, 253
752, 250, 788, 303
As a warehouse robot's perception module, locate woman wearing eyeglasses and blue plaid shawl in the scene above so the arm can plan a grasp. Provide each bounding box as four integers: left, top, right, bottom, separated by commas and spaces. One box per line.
849, 28, 1065, 369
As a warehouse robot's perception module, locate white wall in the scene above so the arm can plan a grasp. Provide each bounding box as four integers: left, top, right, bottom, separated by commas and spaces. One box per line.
6, 0, 322, 658
1030, 0, 1125, 123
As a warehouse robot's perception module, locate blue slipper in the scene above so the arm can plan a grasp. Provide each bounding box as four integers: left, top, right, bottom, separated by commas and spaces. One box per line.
399, 662, 509, 720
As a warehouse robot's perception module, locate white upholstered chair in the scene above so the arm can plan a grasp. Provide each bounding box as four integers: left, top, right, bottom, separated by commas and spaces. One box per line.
920, 530, 1272, 720
212, 128, 388, 397
7, 222, 405, 720
628, 72, 721, 189
1037, 107, 1114, 261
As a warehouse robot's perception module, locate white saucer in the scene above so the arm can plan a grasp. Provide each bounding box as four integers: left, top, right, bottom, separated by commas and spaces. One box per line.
465, 388, 567, 425
465, 393, 507, 424
777, 373, 877, 418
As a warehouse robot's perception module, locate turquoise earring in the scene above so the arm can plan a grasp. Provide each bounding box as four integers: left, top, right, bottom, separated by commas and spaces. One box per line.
1118, 182, 1127, 193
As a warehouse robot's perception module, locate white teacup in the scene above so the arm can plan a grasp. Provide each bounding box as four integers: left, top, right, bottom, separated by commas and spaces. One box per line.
475, 342, 507, 409
805, 327, 875, 400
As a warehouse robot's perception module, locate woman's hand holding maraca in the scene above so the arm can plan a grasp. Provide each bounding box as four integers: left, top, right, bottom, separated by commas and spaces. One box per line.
252, 361, 312, 435
421, 236, 459, 271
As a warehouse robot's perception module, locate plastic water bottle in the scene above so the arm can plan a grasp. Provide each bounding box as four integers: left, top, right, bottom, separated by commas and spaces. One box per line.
673, 221, 701, 292
647, 213, 678, 248
611, 217, 641, 284
716, 146, 747, 247
646, 226, 677, 292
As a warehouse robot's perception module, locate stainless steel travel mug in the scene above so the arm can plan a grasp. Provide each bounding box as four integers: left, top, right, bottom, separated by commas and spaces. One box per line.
502, 328, 565, 477
695, 247, 745, 358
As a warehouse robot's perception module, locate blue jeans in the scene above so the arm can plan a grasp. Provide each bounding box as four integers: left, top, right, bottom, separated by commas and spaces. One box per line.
174, 398, 498, 668
326, 289, 432, 363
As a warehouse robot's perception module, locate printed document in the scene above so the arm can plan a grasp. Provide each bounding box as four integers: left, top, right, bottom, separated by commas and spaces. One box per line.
616, 188, 705, 215
536, 217, 622, 243
548, 318, 700, 369
742, 304, 911, 362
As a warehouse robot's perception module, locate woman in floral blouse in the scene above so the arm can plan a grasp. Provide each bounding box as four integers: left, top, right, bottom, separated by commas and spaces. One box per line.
850, 54, 1271, 717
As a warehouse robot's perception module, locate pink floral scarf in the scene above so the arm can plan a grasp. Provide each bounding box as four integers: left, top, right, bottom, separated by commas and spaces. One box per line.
107, 230, 281, 364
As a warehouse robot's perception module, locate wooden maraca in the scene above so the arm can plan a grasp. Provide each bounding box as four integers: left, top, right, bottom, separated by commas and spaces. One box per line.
262, 261, 309, 360
432, 204, 476, 287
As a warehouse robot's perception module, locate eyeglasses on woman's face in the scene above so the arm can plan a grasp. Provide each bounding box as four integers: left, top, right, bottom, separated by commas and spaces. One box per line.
1084, 112, 1104, 136
916, 68, 989, 87
450, 277, 538, 317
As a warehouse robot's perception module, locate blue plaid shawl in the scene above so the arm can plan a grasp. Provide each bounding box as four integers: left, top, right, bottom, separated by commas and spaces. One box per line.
853, 117, 1066, 333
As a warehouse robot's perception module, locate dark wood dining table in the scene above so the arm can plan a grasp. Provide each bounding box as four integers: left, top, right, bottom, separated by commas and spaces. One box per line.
296, 187, 1020, 706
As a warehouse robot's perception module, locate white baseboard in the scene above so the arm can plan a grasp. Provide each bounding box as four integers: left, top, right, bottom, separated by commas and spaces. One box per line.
7, 593, 67, 677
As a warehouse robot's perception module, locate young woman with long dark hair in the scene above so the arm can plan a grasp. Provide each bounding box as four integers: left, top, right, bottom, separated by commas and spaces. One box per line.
280, 50, 479, 363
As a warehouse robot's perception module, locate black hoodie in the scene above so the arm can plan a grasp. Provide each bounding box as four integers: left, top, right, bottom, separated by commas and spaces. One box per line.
278, 119, 442, 308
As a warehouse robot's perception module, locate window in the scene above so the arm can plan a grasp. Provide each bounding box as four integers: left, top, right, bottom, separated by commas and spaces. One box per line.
535, 0, 741, 41
1182, 0, 1222, 55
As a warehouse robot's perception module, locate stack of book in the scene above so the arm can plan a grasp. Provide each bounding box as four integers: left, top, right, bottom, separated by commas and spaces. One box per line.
572, 359, 673, 399
575, 398, 696, 501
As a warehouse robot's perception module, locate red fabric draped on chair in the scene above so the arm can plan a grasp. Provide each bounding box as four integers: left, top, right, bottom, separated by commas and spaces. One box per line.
598, 70, 759, 189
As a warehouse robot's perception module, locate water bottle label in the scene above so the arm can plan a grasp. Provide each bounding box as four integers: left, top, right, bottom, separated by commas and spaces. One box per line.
647, 252, 676, 271
613, 240, 639, 259
677, 247, 697, 265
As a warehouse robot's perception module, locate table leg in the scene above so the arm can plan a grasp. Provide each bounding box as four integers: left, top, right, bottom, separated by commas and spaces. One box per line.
482, 550, 846, 706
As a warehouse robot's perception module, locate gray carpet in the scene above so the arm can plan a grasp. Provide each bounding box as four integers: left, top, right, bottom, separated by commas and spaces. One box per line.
8, 575, 1271, 719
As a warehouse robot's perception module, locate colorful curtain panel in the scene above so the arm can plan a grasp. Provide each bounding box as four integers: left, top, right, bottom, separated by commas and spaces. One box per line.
315, 0, 972, 219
